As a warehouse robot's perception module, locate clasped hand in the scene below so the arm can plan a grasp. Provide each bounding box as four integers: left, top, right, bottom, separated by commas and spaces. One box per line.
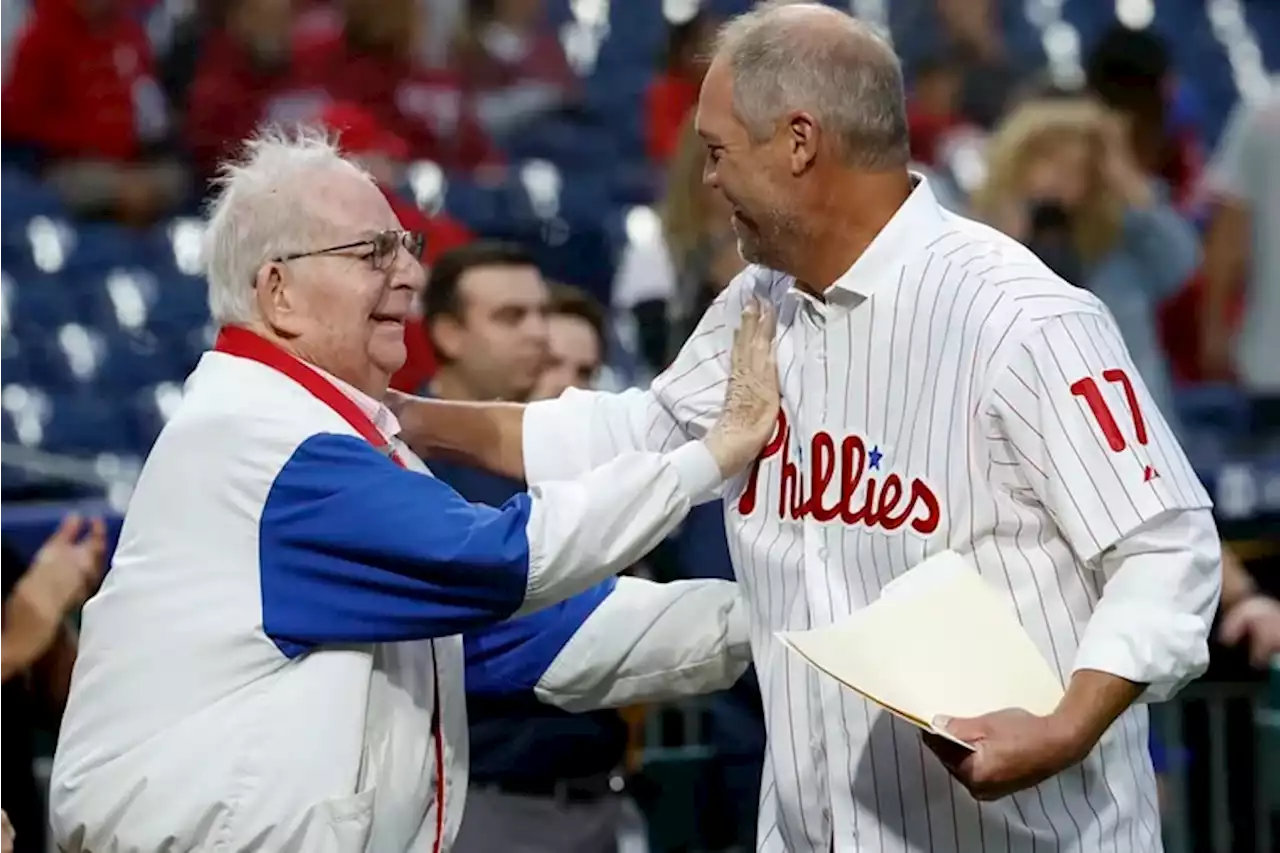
924, 708, 1088, 801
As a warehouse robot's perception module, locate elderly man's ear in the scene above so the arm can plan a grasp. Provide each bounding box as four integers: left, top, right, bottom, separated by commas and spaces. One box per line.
254, 263, 306, 337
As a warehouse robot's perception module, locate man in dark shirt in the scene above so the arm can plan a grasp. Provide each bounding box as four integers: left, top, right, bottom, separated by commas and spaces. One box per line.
422, 242, 631, 852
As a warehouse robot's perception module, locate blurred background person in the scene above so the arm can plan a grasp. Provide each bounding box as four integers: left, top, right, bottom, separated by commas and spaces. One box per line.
421, 243, 639, 853
1, 0, 188, 224
184, 0, 320, 182
1199, 88, 1280, 399
295, 0, 499, 170
972, 97, 1199, 423
532, 281, 607, 400
452, 0, 578, 140
613, 117, 744, 375
422, 240, 550, 402
2, 516, 106, 853
1081, 23, 1220, 387
644, 9, 717, 167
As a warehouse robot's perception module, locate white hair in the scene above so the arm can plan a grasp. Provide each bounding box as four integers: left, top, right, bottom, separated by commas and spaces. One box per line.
203, 126, 375, 325
714, 0, 909, 169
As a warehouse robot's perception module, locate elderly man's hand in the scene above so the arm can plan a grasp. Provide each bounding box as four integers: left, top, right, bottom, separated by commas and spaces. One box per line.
2, 808, 14, 853
1220, 594, 1280, 668
924, 709, 1087, 801
704, 299, 780, 478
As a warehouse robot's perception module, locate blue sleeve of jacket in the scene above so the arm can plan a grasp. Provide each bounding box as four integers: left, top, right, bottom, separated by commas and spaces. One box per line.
259, 433, 533, 657
463, 578, 615, 697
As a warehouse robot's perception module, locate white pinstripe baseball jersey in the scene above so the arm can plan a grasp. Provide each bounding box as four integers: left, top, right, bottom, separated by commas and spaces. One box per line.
524, 177, 1220, 852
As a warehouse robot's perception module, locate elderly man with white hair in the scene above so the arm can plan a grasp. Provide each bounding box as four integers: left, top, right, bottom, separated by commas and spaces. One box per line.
48, 130, 780, 853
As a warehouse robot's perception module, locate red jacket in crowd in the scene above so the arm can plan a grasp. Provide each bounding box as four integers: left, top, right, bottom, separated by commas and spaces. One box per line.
2, 0, 167, 162
296, 34, 499, 171
185, 30, 332, 178
645, 73, 698, 164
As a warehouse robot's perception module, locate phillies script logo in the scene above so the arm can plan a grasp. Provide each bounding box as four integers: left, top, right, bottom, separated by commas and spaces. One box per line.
736, 411, 942, 535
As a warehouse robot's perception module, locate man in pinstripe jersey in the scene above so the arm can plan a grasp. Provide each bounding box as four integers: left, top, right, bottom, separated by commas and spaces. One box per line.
394, 3, 1223, 850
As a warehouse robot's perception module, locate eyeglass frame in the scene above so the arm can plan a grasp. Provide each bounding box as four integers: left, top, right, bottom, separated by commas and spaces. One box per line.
272, 229, 426, 272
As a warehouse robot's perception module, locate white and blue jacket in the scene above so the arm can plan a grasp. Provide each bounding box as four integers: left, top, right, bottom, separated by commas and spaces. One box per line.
49, 349, 749, 852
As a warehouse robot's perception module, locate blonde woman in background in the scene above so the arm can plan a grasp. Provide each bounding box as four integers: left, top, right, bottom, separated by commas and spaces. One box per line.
972, 97, 1198, 425
612, 117, 745, 372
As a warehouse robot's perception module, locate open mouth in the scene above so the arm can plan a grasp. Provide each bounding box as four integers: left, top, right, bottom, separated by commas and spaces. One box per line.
370, 312, 404, 325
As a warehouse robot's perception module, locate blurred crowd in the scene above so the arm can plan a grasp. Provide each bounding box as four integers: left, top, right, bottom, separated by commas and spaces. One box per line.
1, 0, 1277, 852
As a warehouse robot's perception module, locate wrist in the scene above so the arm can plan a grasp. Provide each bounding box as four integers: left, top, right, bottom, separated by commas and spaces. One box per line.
1044, 706, 1095, 766
1048, 669, 1145, 762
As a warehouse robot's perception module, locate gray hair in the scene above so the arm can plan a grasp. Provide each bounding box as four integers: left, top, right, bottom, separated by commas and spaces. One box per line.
203, 127, 374, 325
714, 0, 909, 169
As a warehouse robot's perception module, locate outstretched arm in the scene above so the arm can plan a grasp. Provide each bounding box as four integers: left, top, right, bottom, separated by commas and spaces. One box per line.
465, 576, 752, 711
393, 273, 764, 484
262, 301, 778, 655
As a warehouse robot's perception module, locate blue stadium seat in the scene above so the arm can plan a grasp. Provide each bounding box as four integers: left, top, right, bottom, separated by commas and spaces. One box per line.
2, 334, 32, 386
0, 168, 64, 221
501, 116, 621, 170
76, 267, 208, 340
441, 174, 506, 234
34, 323, 180, 391
130, 382, 185, 452
42, 393, 132, 456
62, 223, 150, 274
2, 273, 79, 335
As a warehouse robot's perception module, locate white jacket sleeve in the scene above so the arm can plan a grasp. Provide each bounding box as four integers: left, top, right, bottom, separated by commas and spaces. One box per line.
464, 576, 752, 711
517, 443, 725, 615
535, 576, 751, 710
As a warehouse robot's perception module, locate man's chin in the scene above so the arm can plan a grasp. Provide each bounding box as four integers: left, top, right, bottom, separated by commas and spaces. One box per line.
372, 345, 408, 380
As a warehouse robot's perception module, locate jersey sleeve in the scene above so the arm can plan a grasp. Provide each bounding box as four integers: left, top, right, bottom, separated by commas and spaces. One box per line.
522, 273, 750, 485
464, 575, 750, 711
985, 310, 1212, 562
258, 433, 722, 656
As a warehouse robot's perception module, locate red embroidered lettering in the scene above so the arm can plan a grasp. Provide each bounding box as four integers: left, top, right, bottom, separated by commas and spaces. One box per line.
736, 411, 943, 535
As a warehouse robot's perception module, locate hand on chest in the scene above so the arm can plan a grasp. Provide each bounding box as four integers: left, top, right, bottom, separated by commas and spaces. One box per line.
734, 408, 943, 535
727, 301, 973, 537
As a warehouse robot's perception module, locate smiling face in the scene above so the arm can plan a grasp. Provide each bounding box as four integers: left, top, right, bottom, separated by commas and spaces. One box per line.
254, 165, 425, 395
695, 57, 809, 270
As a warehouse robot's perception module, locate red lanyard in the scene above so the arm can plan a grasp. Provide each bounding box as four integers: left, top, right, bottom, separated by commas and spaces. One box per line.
213, 325, 447, 853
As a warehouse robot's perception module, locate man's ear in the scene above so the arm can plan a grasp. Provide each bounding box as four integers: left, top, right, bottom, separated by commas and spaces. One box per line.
788, 111, 820, 175
254, 262, 304, 336
429, 315, 466, 361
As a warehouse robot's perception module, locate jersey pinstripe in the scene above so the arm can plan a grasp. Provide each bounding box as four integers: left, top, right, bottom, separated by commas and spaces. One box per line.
558, 186, 1210, 852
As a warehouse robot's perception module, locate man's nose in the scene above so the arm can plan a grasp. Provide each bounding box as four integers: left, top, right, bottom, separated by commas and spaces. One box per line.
391, 244, 427, 292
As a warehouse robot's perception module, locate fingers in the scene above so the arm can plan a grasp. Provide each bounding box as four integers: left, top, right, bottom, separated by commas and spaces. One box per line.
86, 517, 108, 552
932, 713, 988, 744
49, 513, 84, 544
922, 731, 974, 772
756, 298, 777, 342
1218, 607, 1246, 647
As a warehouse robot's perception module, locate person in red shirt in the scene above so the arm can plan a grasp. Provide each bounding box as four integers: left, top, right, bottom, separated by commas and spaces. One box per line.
185, 0, 333, 182
2, 0, 187, 223
297, 0, 499, 171
315, 101, 475, 391
451, 0, 580, 139
644, 10, 716, 165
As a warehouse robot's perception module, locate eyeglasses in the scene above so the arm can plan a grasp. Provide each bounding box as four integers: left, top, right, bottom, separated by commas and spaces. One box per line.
274, 229, 426, 271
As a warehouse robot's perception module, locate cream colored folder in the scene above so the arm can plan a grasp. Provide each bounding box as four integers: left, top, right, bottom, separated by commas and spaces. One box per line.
777, 551, 1064, 750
